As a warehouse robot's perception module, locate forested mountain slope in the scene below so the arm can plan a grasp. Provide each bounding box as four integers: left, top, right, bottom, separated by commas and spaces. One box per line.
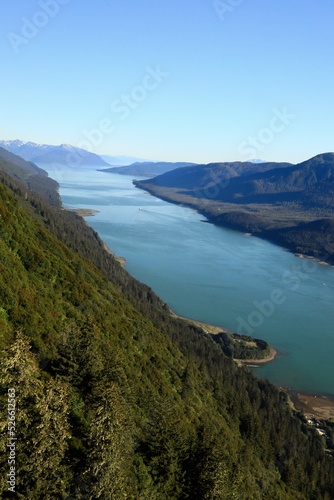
137, 154, 334, 207
0, 146, 60, 207
135, 154, 334, 264
0, 157, 333, 499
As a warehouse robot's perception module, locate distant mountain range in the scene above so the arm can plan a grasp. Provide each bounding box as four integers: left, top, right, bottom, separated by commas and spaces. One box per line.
135, 153, 334, 263
0, 140, 109, 166
100, 161, 198, 177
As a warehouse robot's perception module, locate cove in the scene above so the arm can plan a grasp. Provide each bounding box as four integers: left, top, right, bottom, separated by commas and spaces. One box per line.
42, 165, 334, 397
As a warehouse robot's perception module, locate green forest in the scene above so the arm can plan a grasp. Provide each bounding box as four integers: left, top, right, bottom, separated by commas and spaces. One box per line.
212, 332, 272, 361
0, 154, 334, 499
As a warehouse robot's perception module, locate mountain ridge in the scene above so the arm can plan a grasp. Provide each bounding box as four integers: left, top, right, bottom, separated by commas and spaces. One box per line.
0, 146, 61, 206
134, 153, 334, 263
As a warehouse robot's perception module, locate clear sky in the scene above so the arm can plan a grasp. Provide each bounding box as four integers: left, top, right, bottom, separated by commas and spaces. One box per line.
1, 0, 333, 163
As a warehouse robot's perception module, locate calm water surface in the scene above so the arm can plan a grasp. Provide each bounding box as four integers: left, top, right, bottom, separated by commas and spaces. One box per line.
42, 165, 334, 396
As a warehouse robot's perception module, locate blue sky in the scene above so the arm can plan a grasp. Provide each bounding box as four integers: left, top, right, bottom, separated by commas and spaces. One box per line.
1, 0, 333, 163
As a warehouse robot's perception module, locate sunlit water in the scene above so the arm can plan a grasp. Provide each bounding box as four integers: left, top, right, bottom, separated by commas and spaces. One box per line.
42, 164, 334, 396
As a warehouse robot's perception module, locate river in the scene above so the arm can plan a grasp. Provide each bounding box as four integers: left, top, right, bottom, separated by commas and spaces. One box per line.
41, 164, 334, 397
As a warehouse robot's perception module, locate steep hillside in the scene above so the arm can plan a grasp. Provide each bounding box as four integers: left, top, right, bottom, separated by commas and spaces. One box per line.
0, 162, 334, 498
135, 154, 334, 263
0, 146, 45, 177
0, 147, 60, 206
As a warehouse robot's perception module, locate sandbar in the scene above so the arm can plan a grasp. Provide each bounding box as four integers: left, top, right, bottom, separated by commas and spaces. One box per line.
289, 392, 334, 420
67, 208, 100, 217
234, 347, 277, 365
169, 310, 277, 364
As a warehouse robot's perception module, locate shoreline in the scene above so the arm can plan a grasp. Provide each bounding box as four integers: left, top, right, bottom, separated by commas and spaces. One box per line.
63, 205, 127, 267
294, 252, 334, 267
133, 183, 334, 267
169, 310, 277, 364
170, 312, 229, 335
234, 347, 277, 365
102, 241, 126, 267
288, 391, 334, 420
62, 192, 332, 419
174, 307, 334, 419
66, 208, 100, 217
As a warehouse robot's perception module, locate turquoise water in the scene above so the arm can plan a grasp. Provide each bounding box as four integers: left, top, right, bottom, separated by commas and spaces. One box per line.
42, 165, 334, 396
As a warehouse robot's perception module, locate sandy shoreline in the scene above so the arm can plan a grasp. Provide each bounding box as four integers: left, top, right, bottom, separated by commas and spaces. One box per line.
234, 347, 277, 365
67, 208, 100, 217
170, 311, 231, 336
294, 253, 334, 267
171, 310, 334, 419
289, 392, 334, 420
169, 310, 334, 420
172, 314, 229, 335
102, 242, 126, 267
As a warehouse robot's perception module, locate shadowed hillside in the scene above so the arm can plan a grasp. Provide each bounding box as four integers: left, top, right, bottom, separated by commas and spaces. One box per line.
0, 146, 61, 206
